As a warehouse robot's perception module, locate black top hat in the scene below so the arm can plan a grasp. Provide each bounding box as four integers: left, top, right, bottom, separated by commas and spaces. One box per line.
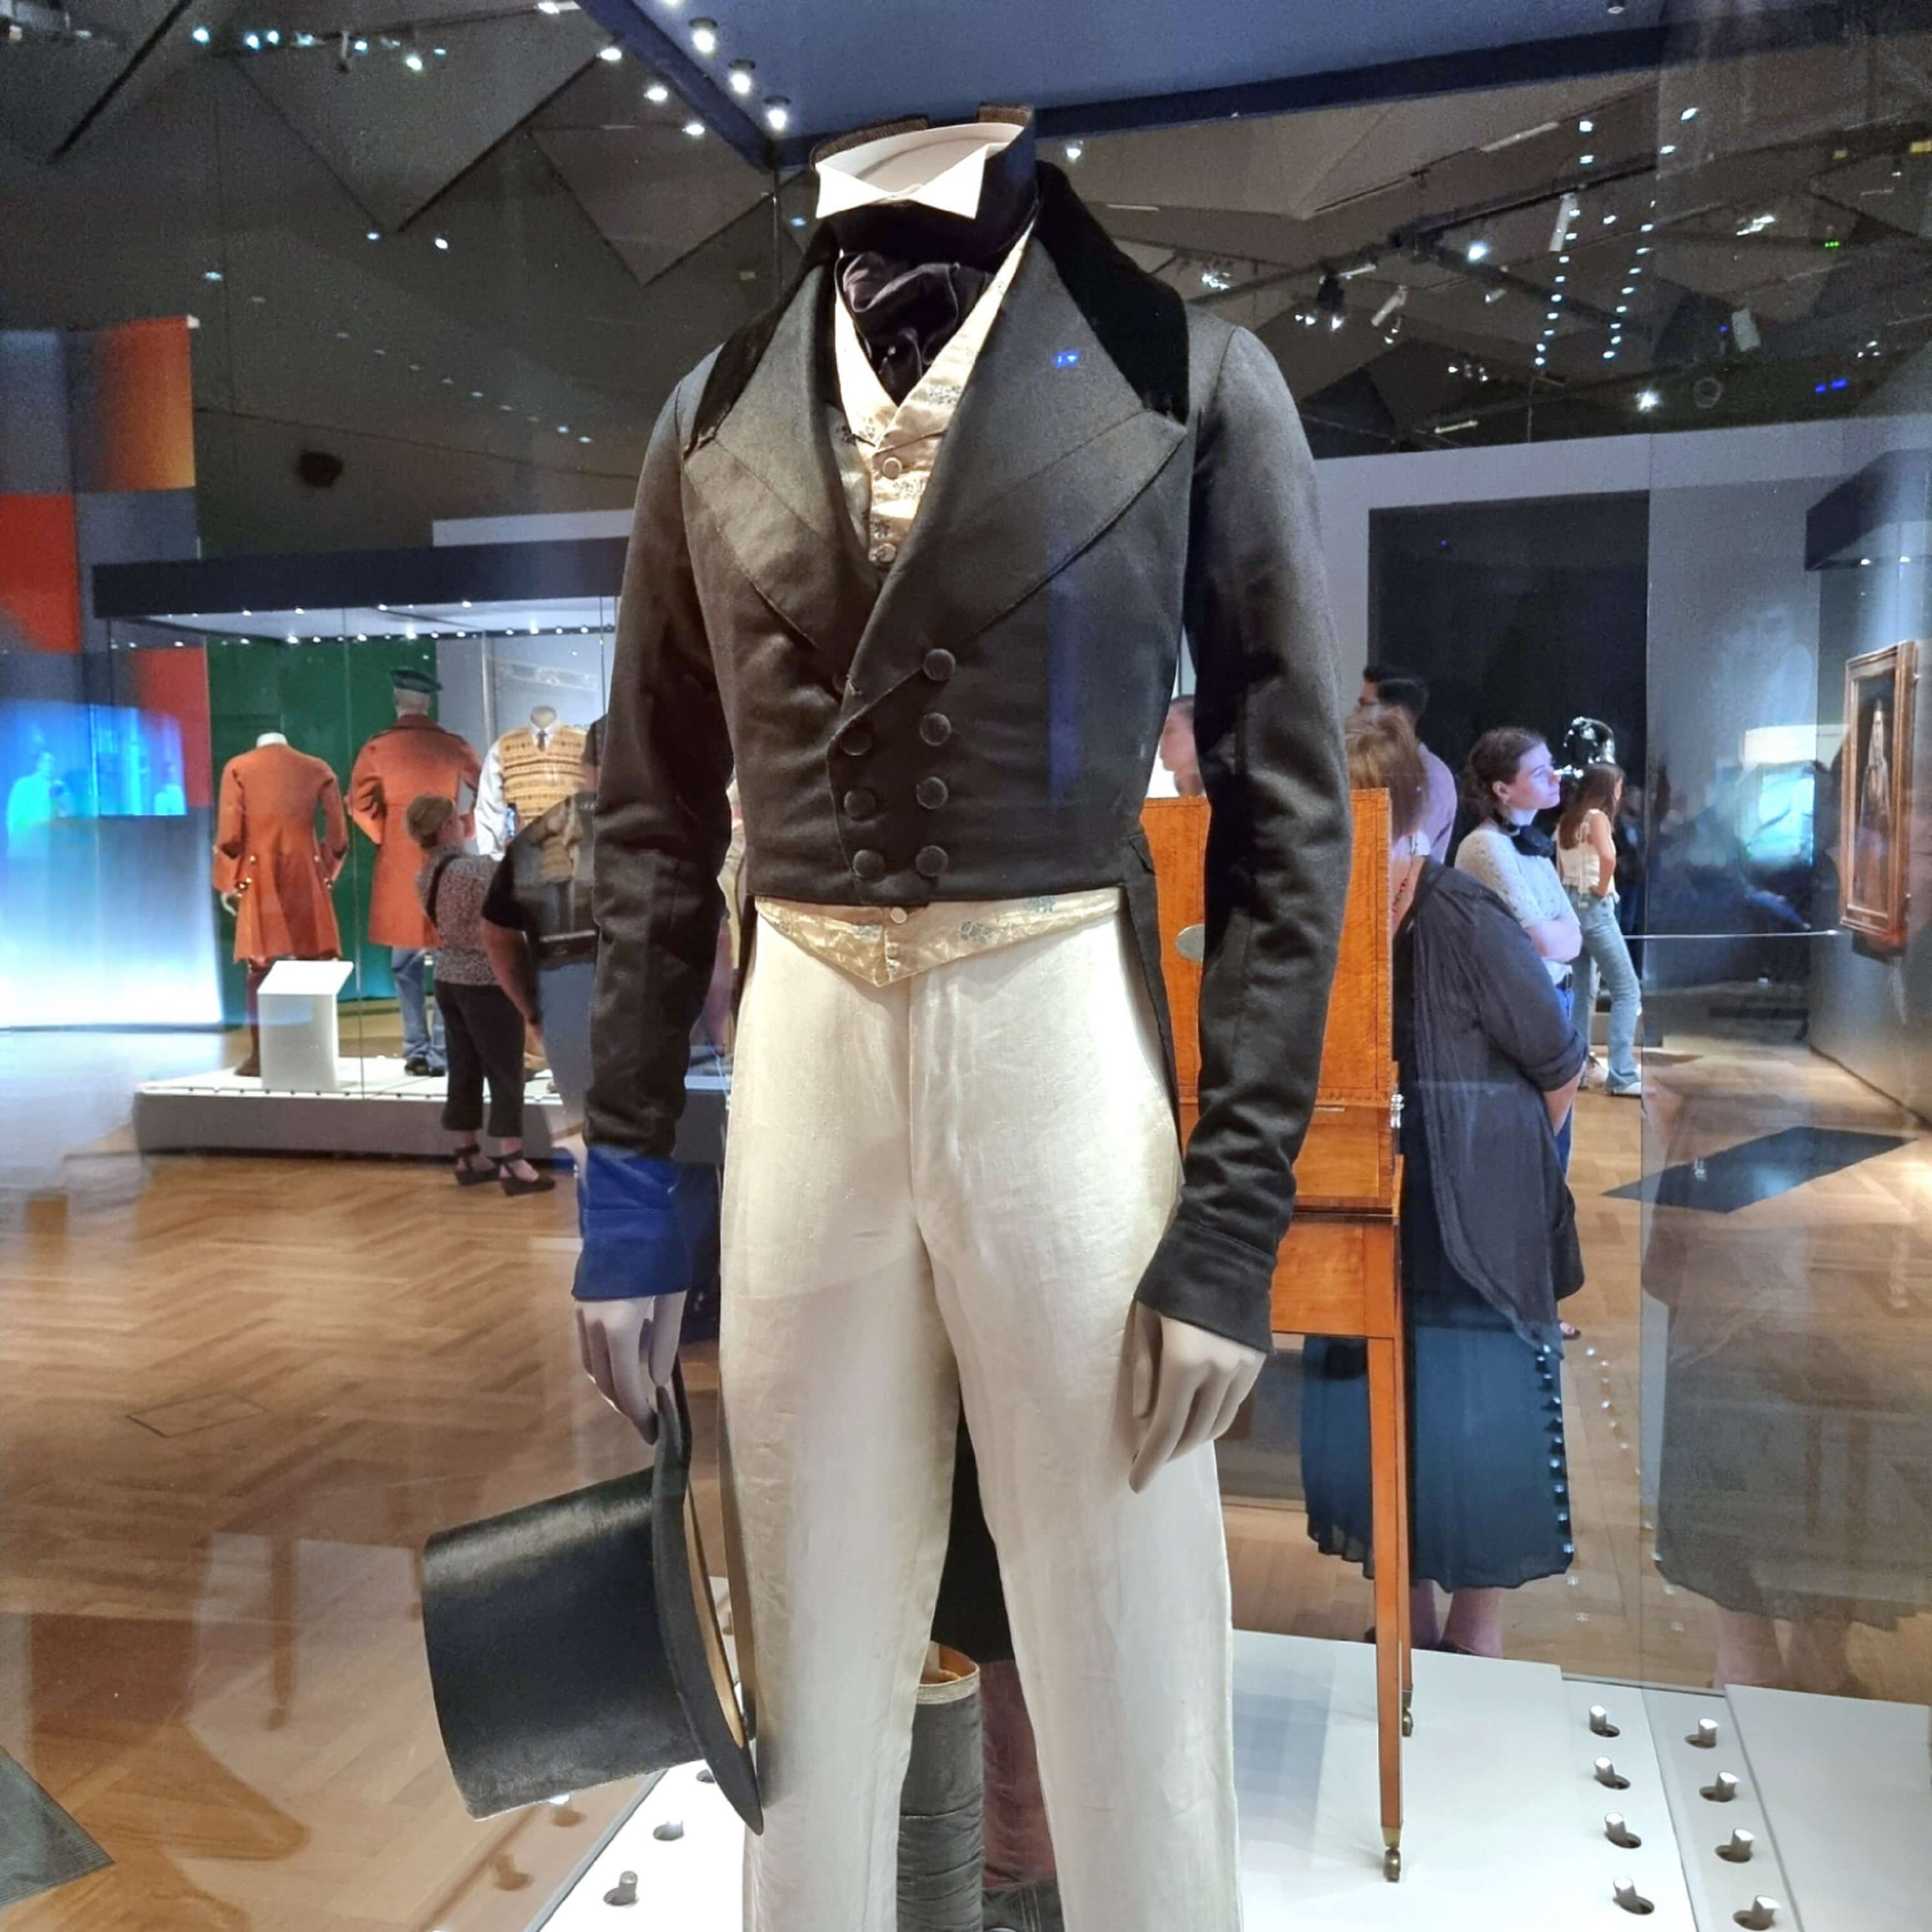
392, 666, 441, 694
421, 1374, 761, 1829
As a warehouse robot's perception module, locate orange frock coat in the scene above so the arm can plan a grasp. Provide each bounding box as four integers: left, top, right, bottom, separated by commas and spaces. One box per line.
213, 742, 349, 962
348, 715, 483, 949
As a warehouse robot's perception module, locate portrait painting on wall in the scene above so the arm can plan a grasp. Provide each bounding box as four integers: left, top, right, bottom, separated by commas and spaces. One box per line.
1841, 639, 1917, 951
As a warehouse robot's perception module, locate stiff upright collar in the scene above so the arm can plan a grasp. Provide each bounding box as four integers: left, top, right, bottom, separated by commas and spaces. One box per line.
688, 162, 1187, 453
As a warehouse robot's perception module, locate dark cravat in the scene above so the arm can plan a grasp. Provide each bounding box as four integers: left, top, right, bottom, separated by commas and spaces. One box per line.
837, 254, 993, 405
1506, 820, 1556, 861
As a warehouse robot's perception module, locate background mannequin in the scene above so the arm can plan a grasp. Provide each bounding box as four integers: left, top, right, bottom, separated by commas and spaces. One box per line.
348, 668, 481, 1075
213, 730, 347, 1077
475, 703, 586, 857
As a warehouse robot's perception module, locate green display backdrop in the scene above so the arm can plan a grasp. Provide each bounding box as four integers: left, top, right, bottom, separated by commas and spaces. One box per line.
204, 638, 441, 1026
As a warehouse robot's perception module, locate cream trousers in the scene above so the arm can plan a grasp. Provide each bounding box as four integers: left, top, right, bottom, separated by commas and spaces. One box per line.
721, 910, 1242, 1932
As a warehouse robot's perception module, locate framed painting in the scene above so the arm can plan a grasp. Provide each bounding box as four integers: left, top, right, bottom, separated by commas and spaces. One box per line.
1841, 638, 1917, 950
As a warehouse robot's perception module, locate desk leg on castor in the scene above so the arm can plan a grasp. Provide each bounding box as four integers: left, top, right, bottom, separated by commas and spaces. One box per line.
1393, 1294, 1414, 1744
1367, 1331, 1404, 1880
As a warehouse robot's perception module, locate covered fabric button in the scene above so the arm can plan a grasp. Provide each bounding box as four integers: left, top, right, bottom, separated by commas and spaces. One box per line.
851, 849, 885, 881
921, 648, 955, 682
915, 845, 950, 878
840, 724, 874, 757
878, 455, 903, 479
843, 788, 878, 818
888, 907, 909, 924
918, 712, 952, 746
915, 777, 949, 809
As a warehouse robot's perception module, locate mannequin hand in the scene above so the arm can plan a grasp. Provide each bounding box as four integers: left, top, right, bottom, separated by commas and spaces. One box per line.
575, 1293, 687, 1444
219, 891, 239, 917
1128, 1305, 1265, 1494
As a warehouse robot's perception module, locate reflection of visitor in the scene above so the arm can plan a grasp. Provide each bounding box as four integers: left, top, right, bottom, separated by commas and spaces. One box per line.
1157, 697, 1204, 795
1854, 702, 1892, 906
5, 751, 68, 857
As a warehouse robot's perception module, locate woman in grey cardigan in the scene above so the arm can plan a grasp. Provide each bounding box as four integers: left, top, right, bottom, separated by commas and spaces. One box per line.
1303, 710, 1587, 1659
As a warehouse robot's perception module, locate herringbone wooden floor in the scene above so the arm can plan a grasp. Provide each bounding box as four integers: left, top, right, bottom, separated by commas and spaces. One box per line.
1, 1024, 1927, 1927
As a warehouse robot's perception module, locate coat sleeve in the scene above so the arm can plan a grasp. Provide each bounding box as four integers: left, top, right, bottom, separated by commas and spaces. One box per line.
585, 380, 734, 1160
1134, 325, 1352, 1356
212, 758, 245, 893
318, 768, 349, 880
1463, 890, 1588, 1093
348, 742, 385, 845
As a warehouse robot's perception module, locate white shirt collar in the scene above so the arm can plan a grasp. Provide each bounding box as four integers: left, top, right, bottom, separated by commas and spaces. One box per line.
816, 123, 1022, 221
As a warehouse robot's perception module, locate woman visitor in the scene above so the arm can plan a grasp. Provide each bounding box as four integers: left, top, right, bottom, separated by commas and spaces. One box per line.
408, 793, 554, 1196
1302, 708, 1586, 1658
1558, 761, 1642, 1097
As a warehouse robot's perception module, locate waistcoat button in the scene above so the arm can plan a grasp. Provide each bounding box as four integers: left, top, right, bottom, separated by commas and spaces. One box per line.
878, 455, 903, 479
915, 844, 950, 878
840, 724, 875, 757
871, 541, 897, 566
921, 648, 955, 683
918, 712, 952, 746
888, 906, 909, 924
851, 849, 885, 882
915, 777, 949, 810
843, 789, 878, 819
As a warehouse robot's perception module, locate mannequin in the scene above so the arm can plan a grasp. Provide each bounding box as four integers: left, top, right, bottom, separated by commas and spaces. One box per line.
214, 731, 347, 1077
348, 668, 481, 1075
475, 703, 586, 857
575, 109, 1349, 1931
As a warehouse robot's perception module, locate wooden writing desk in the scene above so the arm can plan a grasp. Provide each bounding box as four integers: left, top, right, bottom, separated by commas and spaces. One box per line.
1143, 792, 1411, 1882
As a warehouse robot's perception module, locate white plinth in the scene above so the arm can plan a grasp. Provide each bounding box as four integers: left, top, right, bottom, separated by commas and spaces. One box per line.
257, 959, 353, 1094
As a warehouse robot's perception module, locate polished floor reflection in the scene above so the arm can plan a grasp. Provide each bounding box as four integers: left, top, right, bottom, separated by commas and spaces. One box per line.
2, 1010, 1928, 1926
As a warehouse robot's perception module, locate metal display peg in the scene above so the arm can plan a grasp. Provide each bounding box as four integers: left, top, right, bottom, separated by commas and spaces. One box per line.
1687, 1716, 1720, 1749
1734, 1898, 1781, 1930
1590, 1704, 1621, 1737
653, 1818, 685, 1841
1604, 1812, 1642, 1848
1718, 1829, 1757, 1864
1613, 1878, 1656, 1915
602, 1870, 639, 1908
1700, 1772, 1740, 1803
1594, 1756, 1632, 1789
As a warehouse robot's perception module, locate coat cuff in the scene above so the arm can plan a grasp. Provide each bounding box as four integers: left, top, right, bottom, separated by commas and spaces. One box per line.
572, 1146, 693, 1300
1133, 1213, 1278, 1357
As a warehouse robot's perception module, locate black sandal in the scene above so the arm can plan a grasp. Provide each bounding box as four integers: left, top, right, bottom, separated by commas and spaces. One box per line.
498, 1161, 557, 1197
454, 1146, 496, 1188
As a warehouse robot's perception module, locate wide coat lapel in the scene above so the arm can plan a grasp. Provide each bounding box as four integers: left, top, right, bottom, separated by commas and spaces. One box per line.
838, 240, 1189, 720
685, 266, 878, 689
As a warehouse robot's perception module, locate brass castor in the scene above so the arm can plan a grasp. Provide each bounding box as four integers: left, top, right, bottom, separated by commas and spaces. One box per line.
1384, 1845, 1402, 1882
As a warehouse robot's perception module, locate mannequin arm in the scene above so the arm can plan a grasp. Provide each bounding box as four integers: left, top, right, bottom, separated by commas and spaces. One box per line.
576, 1294, 687, 1441
1128, 1308, 1264, 1493
475, 744, 508, 857
347, 746, 385, 844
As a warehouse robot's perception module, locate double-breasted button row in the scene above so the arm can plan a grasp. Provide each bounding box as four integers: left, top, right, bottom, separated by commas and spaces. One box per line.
843, 788, 878, 819
919, 712, 952, 746
839, 723, 875, 758
851, 849, 886, 882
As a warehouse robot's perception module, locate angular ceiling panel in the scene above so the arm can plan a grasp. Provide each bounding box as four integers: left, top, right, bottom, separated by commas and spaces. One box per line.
0, 0, 181, 161
239, 10, 605, 230
534, 122, 765, 288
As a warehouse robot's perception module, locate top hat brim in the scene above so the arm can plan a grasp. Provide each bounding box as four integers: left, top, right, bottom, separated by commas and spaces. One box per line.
421, 1370, 761, 1831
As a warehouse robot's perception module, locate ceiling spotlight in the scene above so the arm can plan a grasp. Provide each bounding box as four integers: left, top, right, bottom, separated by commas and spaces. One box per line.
1064, 141, 1084, 163
682, 118, 705, 138
403, 50, 424, 71
191, 24, 211, 43
598, 44, 623, 63
728, 60, 754, 94
1549, 190, 1580, 253
352, 36, 368, 52
434, 235, 450, 251
1579, 118, 1595, 134
645, 80, 669, 102
297, 32, 315, 47
788, 213, 807, 227
242, 29, 260, 49
1660, 142, 1677, 156
1580, 153, 1596, 165
203, 268, 223, 281
1371, 285, 1408, 328
764, 96, 791, 132
1484, 286, 1505, 304
1604, 349, 1617, 360
365, 229, 380, 242
690, 17, 718, 54
1466, 238, 1492, 262
536, 1, 563, 11
1680, 105, 1699, 122
263, 28, 279, 44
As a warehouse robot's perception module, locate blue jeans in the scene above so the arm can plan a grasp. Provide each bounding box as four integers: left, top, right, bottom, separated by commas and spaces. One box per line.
1555, 979, 1574, 1173
392, 946, 445, 1069
1570, 893, 1641, 1089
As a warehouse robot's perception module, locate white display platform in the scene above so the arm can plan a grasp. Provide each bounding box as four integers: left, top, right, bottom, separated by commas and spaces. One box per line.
538, 1635, 1932, 1931
132, 1063, 729, 1161
257, 958, 354, 1094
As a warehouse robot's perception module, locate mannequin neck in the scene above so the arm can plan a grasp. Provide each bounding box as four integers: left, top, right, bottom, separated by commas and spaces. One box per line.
257, 731, 288, 748
529, 706, 558, 733
817, 112, 1037, 270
